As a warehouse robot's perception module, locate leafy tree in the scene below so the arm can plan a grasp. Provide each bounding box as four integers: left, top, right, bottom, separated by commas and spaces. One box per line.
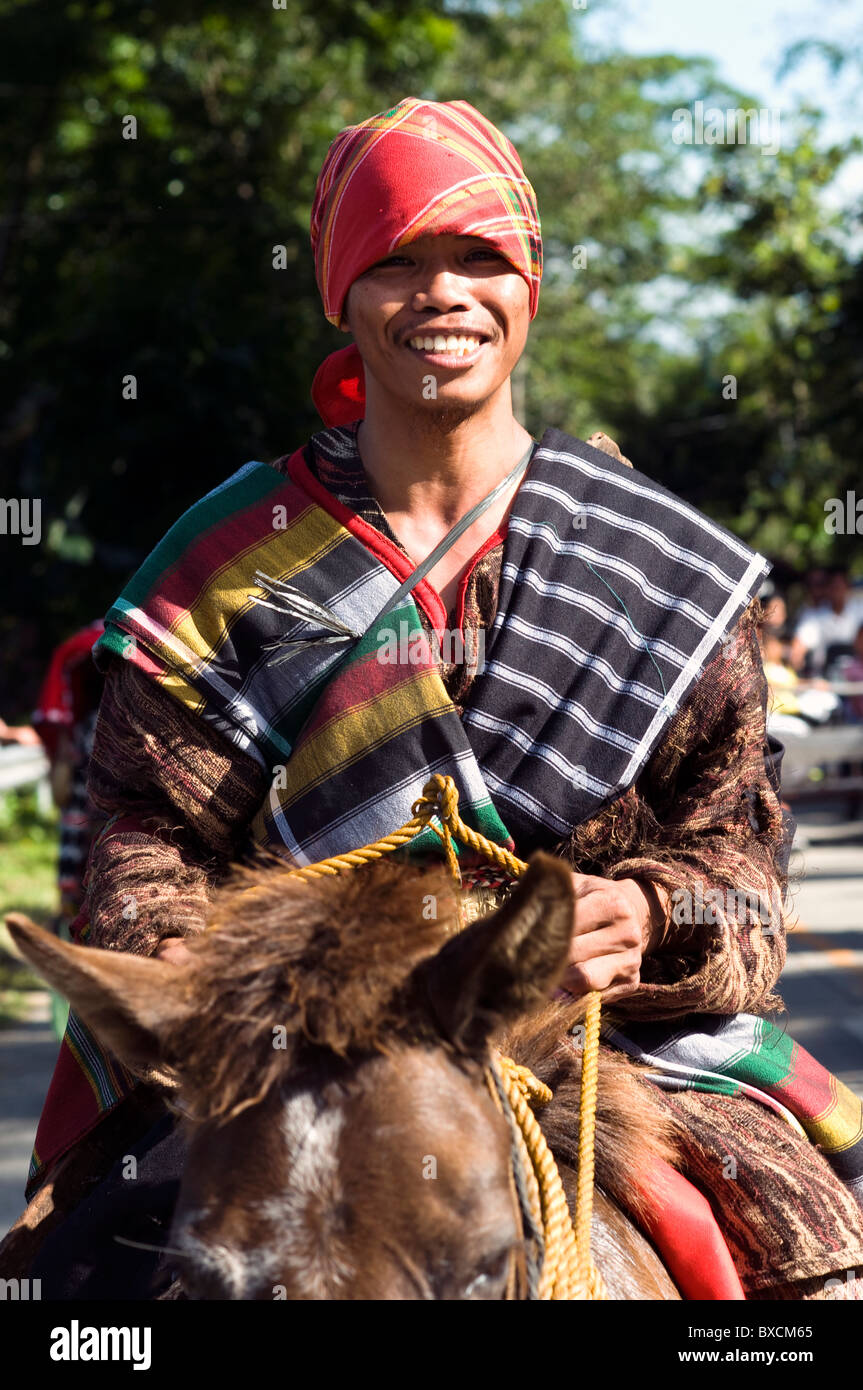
2, 0, 861, 717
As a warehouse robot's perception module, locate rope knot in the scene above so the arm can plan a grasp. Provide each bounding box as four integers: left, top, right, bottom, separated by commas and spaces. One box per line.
501, 1059, 553, 1109
410, 772, 458, 825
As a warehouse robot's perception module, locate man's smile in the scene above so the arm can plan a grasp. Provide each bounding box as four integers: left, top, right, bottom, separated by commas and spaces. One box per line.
404, 334, 489, 366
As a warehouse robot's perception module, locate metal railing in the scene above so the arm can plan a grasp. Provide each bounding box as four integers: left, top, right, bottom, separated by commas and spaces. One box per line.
0, 744, 52, 814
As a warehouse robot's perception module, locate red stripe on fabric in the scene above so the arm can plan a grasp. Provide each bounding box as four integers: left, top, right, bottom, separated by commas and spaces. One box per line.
634, 1158, 746, 1300
28, 1037, 129, 1196
768, 1041, 839, 1120
293, 647, 440, 745
453, 525, 507, 631
69, 904, 89, 946
288, 450, 449, 635
137, 476, 313, 623
121, 644, 166, 679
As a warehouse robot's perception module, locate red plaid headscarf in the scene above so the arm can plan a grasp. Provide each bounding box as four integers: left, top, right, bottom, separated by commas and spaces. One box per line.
309, 98, 543, 426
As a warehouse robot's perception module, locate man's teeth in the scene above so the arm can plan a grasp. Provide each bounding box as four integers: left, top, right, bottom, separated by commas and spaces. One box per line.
407, 334, 483, 355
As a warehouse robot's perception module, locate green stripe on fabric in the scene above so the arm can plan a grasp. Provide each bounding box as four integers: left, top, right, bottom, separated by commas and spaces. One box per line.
400, 796, 512, 861
723, 1018, 795, 1089
97, 622, 138, 662
677, 1076, 743, 1098
96, 462, 284, 632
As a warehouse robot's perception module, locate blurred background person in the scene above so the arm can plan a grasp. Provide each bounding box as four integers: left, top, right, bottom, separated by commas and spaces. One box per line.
790, 566, 863, 678
31, 621, 106, 1037
843, 624, 863, 724
760, 620, 839, 738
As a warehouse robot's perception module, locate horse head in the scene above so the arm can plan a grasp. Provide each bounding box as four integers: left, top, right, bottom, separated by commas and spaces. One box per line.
8, 852, 577, 1299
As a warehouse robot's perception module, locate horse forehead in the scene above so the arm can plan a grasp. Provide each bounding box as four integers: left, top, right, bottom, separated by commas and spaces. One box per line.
279, 1088, 346, 1185
339, 1049, 512, 1176
280, 1050, 503, 1173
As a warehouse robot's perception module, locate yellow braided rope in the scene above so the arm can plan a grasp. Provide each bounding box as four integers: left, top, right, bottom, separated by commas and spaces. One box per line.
273, 773, 607, 1300
278, 773, 526, 885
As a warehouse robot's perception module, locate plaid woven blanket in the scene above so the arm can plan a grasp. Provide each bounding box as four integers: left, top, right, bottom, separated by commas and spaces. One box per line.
604, 1013, 863, 1205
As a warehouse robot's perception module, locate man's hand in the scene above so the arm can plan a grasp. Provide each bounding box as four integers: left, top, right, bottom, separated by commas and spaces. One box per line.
559, 874, 668, 1003
154, 935, 194, 967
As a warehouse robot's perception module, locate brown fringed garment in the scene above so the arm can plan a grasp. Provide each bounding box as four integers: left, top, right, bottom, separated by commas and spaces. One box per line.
82, 432, 863, 1298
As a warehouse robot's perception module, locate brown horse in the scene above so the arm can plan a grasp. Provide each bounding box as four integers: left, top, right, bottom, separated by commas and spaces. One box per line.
9, 852, 683, 1299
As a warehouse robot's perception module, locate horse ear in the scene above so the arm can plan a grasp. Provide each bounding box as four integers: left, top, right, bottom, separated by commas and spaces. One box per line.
5, 914, 193, 1072
414, 852, 574, 1052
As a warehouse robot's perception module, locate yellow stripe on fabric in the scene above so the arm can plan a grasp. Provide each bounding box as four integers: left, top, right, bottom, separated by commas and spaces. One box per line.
65, 1029, 111, 1109
418, 99, 526, 181
397, 176, 534, 263
164, 503, 346, 667
445, 99, 522, 167
270, 669, 455, 811
156, 667, 207, 716
807, 1077, 863, 1155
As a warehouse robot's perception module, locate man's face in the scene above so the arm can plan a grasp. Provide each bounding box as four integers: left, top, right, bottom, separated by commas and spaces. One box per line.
807, 568, 830, 606
340, 234, 531, 414
828, 572, 850, 607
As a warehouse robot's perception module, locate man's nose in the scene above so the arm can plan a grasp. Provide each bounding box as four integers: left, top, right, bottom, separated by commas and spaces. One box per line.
411, 265, 471, 308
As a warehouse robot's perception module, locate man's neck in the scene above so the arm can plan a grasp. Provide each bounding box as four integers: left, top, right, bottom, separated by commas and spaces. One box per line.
355, 381, 534, 528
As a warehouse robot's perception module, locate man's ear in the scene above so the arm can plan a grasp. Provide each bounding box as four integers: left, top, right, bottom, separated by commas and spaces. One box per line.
6, 914, 194, 1073
412, 853, 574, 1053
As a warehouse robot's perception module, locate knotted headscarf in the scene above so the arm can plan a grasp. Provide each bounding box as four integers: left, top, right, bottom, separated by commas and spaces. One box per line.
309, 97, 543, 426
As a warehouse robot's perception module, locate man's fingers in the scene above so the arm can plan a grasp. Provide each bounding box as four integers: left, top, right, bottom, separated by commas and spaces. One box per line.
561, 948, 641, 997
569, 881, 634, 936
596, 979, 642, 1005
568, 921, 642, 962
154, 936, 194, 967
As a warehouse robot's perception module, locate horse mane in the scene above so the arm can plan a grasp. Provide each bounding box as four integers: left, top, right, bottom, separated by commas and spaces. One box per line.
165, 853, 682, 1214
501, 1002, 681, 1222
164, 853, 461, 1119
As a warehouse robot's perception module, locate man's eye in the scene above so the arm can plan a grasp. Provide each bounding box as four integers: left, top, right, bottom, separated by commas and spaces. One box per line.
372, 249, 501, 269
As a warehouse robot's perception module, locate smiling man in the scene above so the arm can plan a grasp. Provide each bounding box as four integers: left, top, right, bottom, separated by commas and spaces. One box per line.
336, 231, 535, 617
7, 98, 863, 1302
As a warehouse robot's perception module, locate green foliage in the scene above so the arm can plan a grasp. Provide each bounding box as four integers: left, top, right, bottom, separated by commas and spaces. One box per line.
612, 115, 863, 565
0, 786, 58, 844
0, 791, 58, 953
2, 0, 862, 719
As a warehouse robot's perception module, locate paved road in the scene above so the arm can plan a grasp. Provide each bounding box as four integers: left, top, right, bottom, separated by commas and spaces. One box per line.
0, 994, 55, 1231
782, 833, 863, 1098
0, 823, 861, 1232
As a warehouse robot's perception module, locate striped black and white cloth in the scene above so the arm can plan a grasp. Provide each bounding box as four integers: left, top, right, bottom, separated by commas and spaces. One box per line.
459, 428, 769, 849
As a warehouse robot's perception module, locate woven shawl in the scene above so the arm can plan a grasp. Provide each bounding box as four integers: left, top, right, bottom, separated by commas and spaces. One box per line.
605, 1013, 863, 1205
92, 428, 769, 862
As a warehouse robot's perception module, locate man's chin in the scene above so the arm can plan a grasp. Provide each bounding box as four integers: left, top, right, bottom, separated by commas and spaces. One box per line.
414, 397, 484, 430
398, 381, 493, 423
